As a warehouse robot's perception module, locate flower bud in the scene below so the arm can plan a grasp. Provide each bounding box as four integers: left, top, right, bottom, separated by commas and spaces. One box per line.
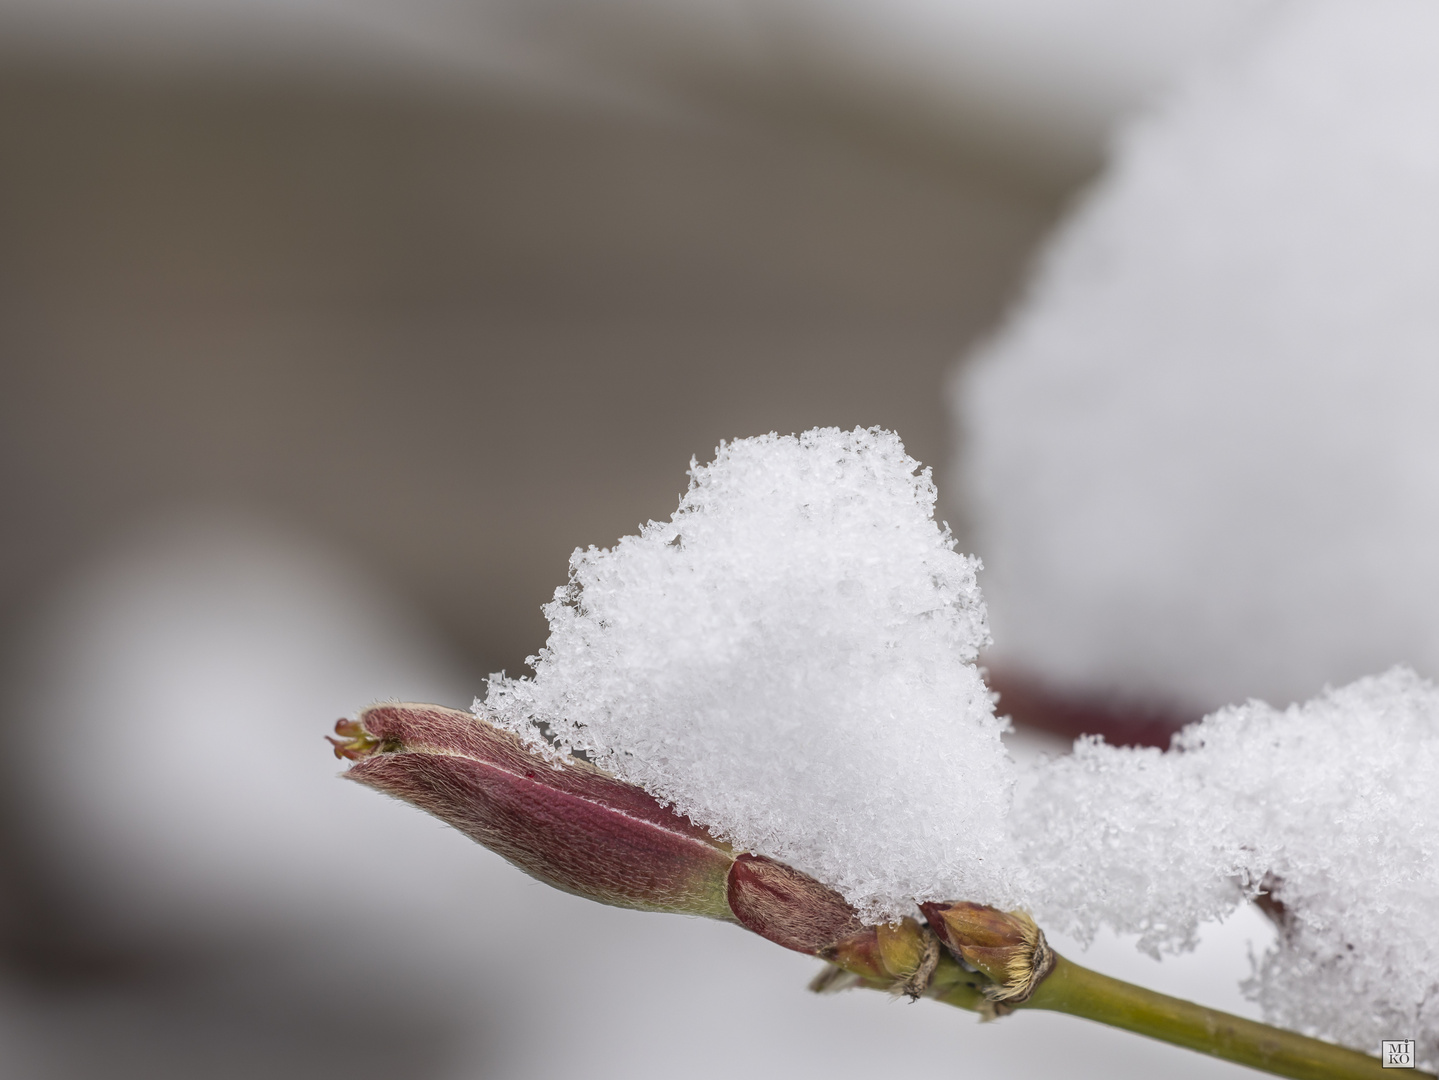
919, 902, 1055, 1005
336, 703, 736, 919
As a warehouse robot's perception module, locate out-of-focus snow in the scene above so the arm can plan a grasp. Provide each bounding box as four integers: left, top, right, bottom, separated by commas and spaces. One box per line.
0, 0, 1274, 177
590, 0, 1274, 172
959, 0, 1439, 712
7, 508, 484, 937
957, 2, 1439, 1058
487, 427, 1015, 923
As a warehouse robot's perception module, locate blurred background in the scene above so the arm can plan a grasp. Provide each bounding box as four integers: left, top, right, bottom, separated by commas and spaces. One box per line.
0, 0, 1354, 1076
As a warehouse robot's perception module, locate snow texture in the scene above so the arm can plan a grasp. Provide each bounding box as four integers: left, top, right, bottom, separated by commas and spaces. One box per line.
482, 424, 1437, 1062
957, 0, 1439, 712
1020, 669, 1439, 1069
484, 427, 1017, 923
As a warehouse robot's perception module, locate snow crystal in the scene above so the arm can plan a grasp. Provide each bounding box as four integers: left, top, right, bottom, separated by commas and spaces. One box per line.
1018, 669, 1439, 1067
483, 427, 1017, 922
957, 0, 1439, 711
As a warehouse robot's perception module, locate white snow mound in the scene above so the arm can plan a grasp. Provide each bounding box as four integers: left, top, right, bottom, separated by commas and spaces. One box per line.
1021, 668, 1439, 1068
484, 426, 1017, 922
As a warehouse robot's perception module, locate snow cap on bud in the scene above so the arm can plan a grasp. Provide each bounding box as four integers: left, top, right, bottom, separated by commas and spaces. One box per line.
336, 703, 736, 919
920, 902, 1055, 1004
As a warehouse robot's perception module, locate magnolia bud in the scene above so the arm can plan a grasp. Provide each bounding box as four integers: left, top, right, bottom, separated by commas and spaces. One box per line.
335, 703, 736, 920
919, 902, 1055, 1006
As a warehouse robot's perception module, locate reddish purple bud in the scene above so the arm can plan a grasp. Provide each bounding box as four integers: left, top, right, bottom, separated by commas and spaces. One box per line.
336, 702, 945, 998
338, 703, 736, 920
725, 853, 866, 954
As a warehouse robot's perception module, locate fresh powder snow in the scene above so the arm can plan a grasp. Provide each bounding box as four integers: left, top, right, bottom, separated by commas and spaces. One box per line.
1021, 669, 1439, 1069
483, 427, 1019, 924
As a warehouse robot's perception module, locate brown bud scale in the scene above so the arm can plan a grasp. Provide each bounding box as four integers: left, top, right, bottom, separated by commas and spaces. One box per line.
921, 902, 1055, 1005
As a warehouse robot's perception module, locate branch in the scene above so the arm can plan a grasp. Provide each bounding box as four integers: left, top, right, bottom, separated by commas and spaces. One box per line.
332, 702, 1429, 1080
916, 951, 1420, 1080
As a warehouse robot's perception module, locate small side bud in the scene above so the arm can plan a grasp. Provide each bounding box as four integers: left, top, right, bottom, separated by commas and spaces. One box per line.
817, 929, 888, 985
875, 917, 942, 999
920, 902, 1055, 1008
337, 703, 736, 920
814, 917, 943, 999
725, 860, 941, 999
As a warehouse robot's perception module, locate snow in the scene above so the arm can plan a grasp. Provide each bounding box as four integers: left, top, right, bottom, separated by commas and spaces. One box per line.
476, 2, 1439, 1051
952, 2, 1439, 1058
483, 426, 1018, 923
956, 0, 1439, 712
481, 420, 1438, 1065
1020, 669, 1439, 1068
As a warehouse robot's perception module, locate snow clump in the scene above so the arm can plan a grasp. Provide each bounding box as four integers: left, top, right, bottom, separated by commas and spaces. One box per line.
1021, 668, 1439, 1068
483, 427, 1018, 923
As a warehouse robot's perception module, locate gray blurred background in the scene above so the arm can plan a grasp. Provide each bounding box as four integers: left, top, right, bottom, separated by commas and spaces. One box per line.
0, 3, 1276, 1077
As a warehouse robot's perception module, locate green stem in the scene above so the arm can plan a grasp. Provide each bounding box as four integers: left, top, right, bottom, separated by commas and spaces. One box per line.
930, 954, 1428, 1080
